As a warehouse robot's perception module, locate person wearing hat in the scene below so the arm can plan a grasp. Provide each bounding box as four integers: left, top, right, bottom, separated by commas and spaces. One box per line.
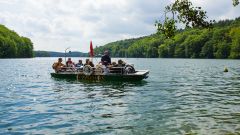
101, 50, 111, 66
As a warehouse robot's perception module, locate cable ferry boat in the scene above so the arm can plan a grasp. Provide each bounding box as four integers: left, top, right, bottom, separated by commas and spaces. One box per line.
51, 42, 149, 81
51, 63, 149, 82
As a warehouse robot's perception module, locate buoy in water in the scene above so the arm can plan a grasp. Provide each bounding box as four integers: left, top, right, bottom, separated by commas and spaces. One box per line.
224, 67, 228, 72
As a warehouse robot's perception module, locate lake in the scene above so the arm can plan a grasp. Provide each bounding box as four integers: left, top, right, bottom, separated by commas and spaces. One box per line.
0, 58, 240, 134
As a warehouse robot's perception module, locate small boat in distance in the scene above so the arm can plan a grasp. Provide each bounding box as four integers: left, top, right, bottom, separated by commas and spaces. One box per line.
51, 64, 149, 82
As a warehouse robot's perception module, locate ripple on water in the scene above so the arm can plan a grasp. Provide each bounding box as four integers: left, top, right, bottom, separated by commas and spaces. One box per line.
0, 58, 240, 134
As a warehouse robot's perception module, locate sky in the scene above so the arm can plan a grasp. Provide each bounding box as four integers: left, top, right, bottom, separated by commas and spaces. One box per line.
0, 0, 239, 52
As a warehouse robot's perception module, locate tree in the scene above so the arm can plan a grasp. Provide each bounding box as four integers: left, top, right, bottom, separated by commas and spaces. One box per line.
156, 0, 239, 38
94, 17, 240, 59
233, 0, 240, 6
200, 40, 214, 58
21, 37, 34, 58
214, 41, 231, 58
158, 44, 169, 58
229, 28, 240, 58
0, 24, 34, 58
0, 36, 17, 58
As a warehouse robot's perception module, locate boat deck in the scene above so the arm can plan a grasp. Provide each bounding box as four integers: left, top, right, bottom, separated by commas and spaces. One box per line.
51, 70, 149, 81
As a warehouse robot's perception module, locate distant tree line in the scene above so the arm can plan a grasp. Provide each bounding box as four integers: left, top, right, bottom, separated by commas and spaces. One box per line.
34, 51, 50, 57
34, 51, 88, 57
0, 24, 33, 58
94, 17, 240, 59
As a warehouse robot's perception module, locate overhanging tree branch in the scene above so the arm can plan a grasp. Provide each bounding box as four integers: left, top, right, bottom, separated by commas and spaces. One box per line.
156, 0, 239, 38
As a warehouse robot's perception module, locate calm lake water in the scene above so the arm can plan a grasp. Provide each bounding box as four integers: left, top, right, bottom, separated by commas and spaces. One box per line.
0, 58, 240, 135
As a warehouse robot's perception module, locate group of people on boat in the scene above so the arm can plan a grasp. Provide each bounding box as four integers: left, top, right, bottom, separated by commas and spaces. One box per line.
66, 58, 94, 68
52, 50, 127, 73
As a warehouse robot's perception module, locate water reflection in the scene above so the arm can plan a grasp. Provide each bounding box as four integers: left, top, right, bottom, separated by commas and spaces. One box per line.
48, 79, 149, 134
51, 78, 148, 94
1, 58, 240, 134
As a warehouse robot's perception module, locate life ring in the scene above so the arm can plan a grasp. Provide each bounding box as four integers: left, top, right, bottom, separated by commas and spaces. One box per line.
83, 65, 93, 75
124, 65, 135, 74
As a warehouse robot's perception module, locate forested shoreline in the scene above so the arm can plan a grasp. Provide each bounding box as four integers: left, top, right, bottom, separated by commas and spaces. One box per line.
0, 24, 33, 58
2, 17, 239, 59
94, 17, 240, 59
34, 51, 88, 57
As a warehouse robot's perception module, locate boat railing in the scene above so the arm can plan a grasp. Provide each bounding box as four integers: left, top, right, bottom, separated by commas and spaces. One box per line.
108, 67, 125, 74
60, 67, 78, 71
57, 65, 134, 75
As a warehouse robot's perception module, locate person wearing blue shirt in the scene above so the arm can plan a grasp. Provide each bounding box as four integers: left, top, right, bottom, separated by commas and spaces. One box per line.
76, 60, 83, 67
75, 60, 84, 71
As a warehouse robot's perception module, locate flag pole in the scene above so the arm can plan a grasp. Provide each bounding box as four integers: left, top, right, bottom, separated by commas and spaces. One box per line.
90, 41, 94, 62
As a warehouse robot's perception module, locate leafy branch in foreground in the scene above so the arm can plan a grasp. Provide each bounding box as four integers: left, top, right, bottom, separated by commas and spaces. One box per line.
233, 0, 239, 6
155, 17, 176, 38
156, 0, 239, 38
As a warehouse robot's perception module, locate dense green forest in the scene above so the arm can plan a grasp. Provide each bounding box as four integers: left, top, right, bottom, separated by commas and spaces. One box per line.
94, 17, 240, 59
0, 24, 33, 58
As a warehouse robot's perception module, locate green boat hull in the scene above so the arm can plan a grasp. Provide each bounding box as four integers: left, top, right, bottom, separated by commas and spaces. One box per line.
51, 70, 149, 82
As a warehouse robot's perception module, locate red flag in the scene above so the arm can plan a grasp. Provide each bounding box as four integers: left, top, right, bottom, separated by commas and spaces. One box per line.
90, 41, 94, 57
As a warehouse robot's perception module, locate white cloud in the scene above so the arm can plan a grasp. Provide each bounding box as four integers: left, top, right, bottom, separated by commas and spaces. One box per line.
191, 0, 240, 20
0, 0, 239, 52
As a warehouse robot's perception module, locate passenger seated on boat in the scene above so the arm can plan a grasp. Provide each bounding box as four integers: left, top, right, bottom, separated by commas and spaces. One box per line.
111, 62, 117, 67
117, 59, 126, 67
52, 58, 65, 72
66, 58, 75, 67
109, 62, 122, 74
101, 50, 111, 66
97, 62, 109, 74
84, 59, 90, 66
66, 58, 75, 71
75, 60, 83, 67
75, 60, 83, 71
88, 61, 95, 67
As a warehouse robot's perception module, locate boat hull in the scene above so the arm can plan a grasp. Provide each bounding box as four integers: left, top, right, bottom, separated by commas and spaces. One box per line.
51, 70, 149, 82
